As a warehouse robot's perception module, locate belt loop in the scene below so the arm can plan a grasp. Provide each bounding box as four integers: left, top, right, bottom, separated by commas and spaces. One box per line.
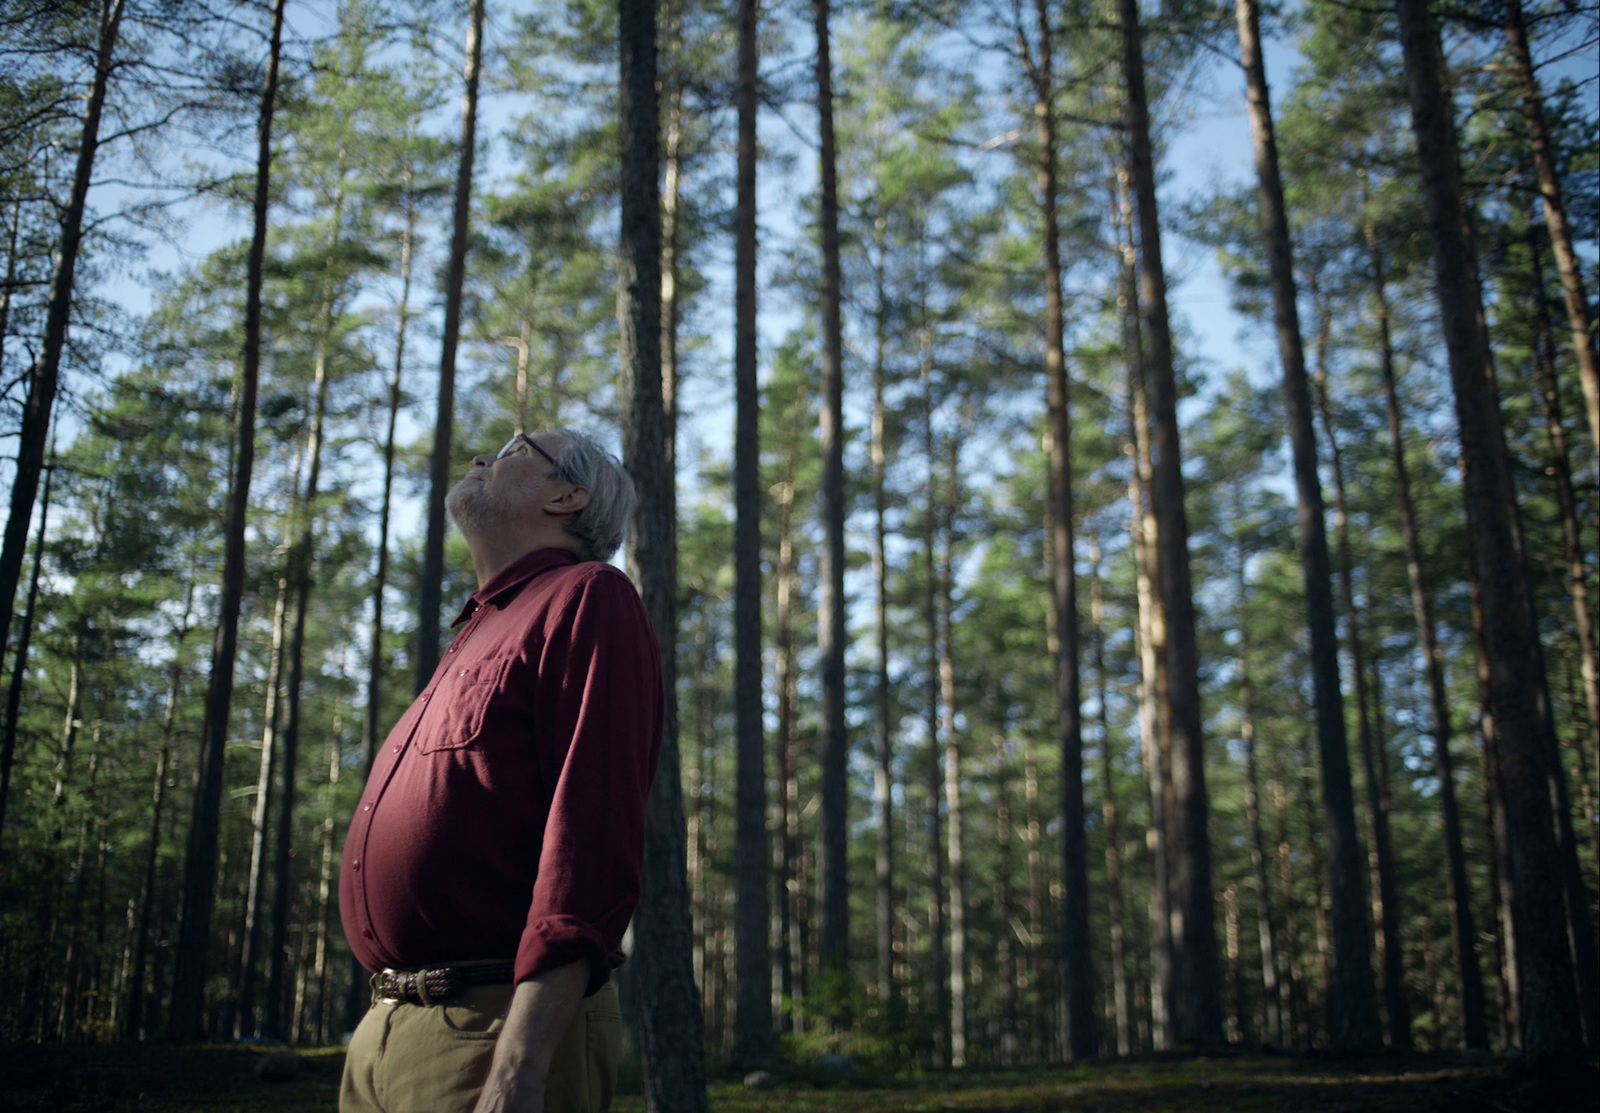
415, 969, 435, 1007
367, 971, 381, 1009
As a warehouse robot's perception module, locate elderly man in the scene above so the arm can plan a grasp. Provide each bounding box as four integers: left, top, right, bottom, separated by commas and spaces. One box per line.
339, 429, 661, 1113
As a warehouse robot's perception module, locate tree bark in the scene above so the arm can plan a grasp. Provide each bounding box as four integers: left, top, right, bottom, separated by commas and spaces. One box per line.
1116, 155, 1173, 1051
1234, 0, 1379, 1051
1523, 229, 1600, 1050
308, 726, 339, 1045
773, 465, 799, 1030
1091, 539, 1130, 1055
1364, 204, 1487, 1050
871, 217, 895, 1018
1030, 0, 1095, 1061
921, 324, 949, 1066
415, 0, 485, 692
1118, 0, 1221, 1046
1024, 734, 1045, 1057
940, 423, 966, 1067
1503, 0, 1599, 457
1528, 229, 1600, 828
169, 0, 284, 1041
0, 0, 126, 709
124, 586, 194, 1040
812, 0, 849, 981
236, 575, 289, 1037
1273, 751, 1307, 1047
265, 223, 341, 1039
996, 739, 1019, 1065
0, 443, 52, 849
732, 0, 770, 1068
1304, 284, 1406, 1049
1237, 582, 1282, 1047
1393, 0, 1583, 1058
618, 0, 707, 1103
0, 202, 19, 385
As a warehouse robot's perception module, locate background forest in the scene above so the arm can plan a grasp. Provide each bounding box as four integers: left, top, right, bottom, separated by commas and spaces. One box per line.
0, 0, 1595, 1103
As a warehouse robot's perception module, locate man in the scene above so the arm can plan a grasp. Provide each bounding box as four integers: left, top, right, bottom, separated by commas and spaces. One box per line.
340, 429, 662, 1113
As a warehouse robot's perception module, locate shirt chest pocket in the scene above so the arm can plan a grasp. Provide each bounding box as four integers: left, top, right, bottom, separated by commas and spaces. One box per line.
418, 658, 511, 753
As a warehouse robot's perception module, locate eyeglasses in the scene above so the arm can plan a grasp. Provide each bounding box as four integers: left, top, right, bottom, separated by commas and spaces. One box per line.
495, 433, 560, 469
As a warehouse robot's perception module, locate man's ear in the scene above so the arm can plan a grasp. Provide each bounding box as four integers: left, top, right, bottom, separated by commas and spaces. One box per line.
545, 485, 590, 518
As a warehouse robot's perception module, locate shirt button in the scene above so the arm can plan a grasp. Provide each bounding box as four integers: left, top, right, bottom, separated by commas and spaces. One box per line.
363, 803, 371, 811
351, 860, 360, 871
392, 745, 400, 753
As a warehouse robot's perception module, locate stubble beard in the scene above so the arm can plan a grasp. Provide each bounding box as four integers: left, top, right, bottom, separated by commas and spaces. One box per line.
445, 474, 494, 535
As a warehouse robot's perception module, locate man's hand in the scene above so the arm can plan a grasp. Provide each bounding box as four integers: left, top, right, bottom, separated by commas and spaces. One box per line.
472, 959, 590, 1113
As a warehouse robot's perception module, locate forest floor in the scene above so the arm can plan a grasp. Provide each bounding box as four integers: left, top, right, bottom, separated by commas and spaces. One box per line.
1, 1043, 1595, 1113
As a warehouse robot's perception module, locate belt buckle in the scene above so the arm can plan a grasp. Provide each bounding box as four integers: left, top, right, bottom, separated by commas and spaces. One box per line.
375, 969, 409, 1004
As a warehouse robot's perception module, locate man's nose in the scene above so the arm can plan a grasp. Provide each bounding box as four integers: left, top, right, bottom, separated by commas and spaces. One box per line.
471, 453, 495, 467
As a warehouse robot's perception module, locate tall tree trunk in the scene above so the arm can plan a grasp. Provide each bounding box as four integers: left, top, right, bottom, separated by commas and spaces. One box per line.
1234, 0, 1379, 1051
169, 0, 284, 1040
732, 0, 770, 1068
265, 225, 341, 1038
1364, 203, 1488, 1050
56, 750, 97, 1041
1118, 0, 1222, 1045
1031, 0, 1095, 1061
1236, 575, 1282, 1047
312, 727, 340, 1046
812, 0, 849, 981
125, 587, 194, 1040
1503, 0, 1599, 455
940, 424, 966, 1067
0, 0, 126, 700
921, 327, 949, 1066
0, 444, 52, 848
236, 576, 290, 1037
619, 0, 707, 1103
349, 139, 415, 1034
1224, 882, 1243, 1043
1523, 229, 1600, 1049
1024, 734, 1045, 1058
0, 202, 20, 382
364, 143, 414, 773
1528, 229, 1600, 816
1393, 0, 1583, 1058
871, 218, 895, 1018
1273, 752, 1307, 1047
773, 466, 799, 1031
1304, 283, 1406, 1049
659, 10, 683, 474
1116, 157, 1173, 1051
1298, 724, 1331, 1045
1091, 539, 1130, 1055
415, 0, 485, 691
996, 737, 1019, 1065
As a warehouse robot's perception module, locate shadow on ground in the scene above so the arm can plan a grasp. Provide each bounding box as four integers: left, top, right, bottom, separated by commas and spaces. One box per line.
1, 1043, 1593, 1112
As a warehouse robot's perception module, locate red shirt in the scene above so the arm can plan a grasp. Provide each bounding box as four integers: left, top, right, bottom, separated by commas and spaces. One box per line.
339, 548, 662, 992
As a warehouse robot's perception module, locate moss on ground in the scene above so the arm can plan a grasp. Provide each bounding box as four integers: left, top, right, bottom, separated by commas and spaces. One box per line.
0, 1044, 1592, 1112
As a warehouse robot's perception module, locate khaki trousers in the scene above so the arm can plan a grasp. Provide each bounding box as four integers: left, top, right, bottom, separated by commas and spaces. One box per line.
340, 978, 622, 1113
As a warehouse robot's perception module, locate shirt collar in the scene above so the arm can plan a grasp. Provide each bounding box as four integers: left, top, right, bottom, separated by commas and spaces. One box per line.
450, 547, 579, 627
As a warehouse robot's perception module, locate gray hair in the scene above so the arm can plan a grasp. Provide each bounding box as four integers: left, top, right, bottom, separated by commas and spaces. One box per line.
547, 429, 635, 563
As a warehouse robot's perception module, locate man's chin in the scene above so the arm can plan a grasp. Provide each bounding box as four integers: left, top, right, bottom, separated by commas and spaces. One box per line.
445, 482, 490, 532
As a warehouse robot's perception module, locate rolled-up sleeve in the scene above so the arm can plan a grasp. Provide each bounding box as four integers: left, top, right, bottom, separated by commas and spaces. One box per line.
515, 568, 663, 992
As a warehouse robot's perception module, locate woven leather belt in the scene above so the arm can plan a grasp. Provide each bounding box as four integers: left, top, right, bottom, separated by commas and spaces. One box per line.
376, 962, 515, 1006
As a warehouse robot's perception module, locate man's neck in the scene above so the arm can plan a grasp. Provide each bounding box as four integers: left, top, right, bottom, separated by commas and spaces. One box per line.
467, 531, 575, 589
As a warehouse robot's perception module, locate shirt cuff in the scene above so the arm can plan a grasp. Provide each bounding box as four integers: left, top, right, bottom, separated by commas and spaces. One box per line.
516, 915, 615, 994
